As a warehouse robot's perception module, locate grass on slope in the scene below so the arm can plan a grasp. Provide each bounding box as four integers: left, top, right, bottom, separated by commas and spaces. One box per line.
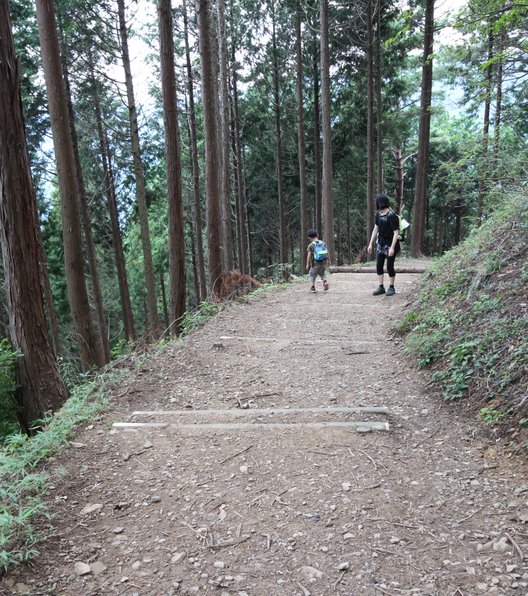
396, 193, 528, 442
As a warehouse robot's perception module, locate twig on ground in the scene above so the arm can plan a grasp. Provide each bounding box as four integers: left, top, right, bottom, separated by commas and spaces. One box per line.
205, 536, 250, 550
506, 532, 525, 561
456, 508, 483, 524
296, 582, 311, 596
357, 448, 379, 470
334, 570, 347, 589
218, 445, 252, 464
307, 450, 340, 456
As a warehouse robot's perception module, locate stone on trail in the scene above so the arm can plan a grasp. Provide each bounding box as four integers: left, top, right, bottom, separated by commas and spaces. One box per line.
73, 562, 91, 576
300, 565, 323, 582
80, 503, 103, 515
171, 552, 186, 564
91, 561, 107, 575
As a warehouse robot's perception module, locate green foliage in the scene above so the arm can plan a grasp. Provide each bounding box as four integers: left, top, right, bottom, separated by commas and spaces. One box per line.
0, 341, 21, 441
180, 302, 219, 337
0, 372, 116, 572
398, 193, 528, 415
479, 407, 505, 425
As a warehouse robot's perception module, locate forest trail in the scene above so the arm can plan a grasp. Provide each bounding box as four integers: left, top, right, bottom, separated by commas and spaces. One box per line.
3, 266, 528, 596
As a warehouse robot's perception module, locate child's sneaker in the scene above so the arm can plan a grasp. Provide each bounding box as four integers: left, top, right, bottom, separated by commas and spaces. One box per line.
309, 286, 316, 293
386, 286, 396, 296
323, 280, 329, 291
372, 285, 385, 296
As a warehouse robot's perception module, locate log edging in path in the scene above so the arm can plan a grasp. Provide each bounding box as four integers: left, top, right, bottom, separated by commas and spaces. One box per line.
330, 266, 430, 274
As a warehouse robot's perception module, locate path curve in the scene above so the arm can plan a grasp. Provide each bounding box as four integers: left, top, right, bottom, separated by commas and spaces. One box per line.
3, 271, 528, 596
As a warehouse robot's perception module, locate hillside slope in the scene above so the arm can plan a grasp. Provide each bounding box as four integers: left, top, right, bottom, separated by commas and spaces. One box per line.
398, 194, 528, 443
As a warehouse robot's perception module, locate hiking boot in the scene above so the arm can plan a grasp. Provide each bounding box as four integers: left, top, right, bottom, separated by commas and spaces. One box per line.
323, 280, 329, 291
372, 285, 385, 296
386, 286, 396, 296
309, 286, 316, 293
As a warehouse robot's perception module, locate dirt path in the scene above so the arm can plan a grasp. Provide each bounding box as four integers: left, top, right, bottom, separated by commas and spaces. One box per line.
3, 270, 528, 596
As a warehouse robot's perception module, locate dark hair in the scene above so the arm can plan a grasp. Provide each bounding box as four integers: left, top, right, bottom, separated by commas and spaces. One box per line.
375, 194, 390, 210
307, 228, 318, 238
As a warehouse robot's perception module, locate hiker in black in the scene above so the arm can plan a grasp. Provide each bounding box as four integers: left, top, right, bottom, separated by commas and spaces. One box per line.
367, 194, 400, 296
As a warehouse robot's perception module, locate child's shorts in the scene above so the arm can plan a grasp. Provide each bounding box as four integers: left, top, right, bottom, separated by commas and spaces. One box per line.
309, 262, 327, 281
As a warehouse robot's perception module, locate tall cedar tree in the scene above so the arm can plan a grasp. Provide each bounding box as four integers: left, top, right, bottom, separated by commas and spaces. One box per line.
0, 0, 69, 432
117, 0, 160, 336
296, 0, 309, 275
183, 0, 207, 300
158, 0, 186, 334
366, 0, 375, 246
320, 0, 334, 256
196, 0, 223, 298
35, 0, 103, 370
411, 0, 434, 258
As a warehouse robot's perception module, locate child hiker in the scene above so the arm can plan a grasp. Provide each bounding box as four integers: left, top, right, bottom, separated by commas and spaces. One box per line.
367, 194, 400, 296
306, 229, 331, 293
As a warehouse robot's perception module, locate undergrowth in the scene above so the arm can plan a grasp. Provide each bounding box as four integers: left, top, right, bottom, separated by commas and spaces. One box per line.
396, 193, 528, 435
0, 372, 119, 573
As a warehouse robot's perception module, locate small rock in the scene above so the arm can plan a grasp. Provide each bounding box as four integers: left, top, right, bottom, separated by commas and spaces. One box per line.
214, 561, 225, 569
300, 565, 323, 582
113, 527, 125, 534
171, 552, 186, 564
507, 564, 518, 573
143, 441, 153, 449
239, 465, 249, 474
342, 482, 351, 492
131, 561, 141, 570
149, 496, 162, 504
80, 503, 103, 515
74, 562, 92, 576
338, 562, 349, 571
493, 537, 509, 552
91, 561, 107, 575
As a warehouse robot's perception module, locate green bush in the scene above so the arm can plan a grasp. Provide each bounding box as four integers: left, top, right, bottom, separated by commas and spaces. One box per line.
0, 340, 21, 441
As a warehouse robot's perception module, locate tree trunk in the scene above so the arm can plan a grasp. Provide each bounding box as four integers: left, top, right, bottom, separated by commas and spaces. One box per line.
296, 0, 309, 275
0, 0, 69, 433
312, 33, 322, 234
183, 0, 207, 302
494, 32, 503, 165
366, 0, 375, 250
61, 52, 109, 364
411, 0, 434, 258
196, 0, 223, 298
393, 147, 403, 214
477, 24, 494, 225
231, 56, 250, 275
92, 71, 136, 342
217, 0, 234, 272
118, 0, 159, 336
36, 228, 61, 356
375, 0, 384, 194
271, 7, 288, 267
158, 0, 186, 335
320, 0, 334, 256
35, 0, 102, 370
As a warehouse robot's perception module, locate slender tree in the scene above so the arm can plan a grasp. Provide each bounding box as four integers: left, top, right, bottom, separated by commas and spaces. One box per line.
158, 0, 186, 334
183, 0, 207, 301
320, 0, 334, 256
375, 0, 384, 194
0, 0, 69, 432
296, 0, 309, 275
366, 0, 375, 248
35, 0, 103, 370
196, 0, 223, 297
411, 0, 434, 258
117, 0, 159, 335
217, 0, 234, 272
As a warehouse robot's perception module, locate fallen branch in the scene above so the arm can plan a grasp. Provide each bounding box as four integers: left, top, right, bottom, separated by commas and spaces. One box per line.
218, 445, 252, 464
506, 532, 525, 561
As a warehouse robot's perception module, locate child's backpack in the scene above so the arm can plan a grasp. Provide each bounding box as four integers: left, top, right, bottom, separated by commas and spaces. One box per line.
313, 240, 329, 261
389, 209, 410, 242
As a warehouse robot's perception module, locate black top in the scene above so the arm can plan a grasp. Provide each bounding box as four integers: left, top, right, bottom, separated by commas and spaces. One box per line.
376, 209, 400, 251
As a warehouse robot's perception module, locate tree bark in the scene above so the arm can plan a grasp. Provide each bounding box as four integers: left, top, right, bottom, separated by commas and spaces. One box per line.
35, 0, 102, 370
158, 0, 186, 335
183, 0, 207, 302
61, 50, 109, 364
320, 0, 334, 256
196, 0, 223, 298
312, 32, 322, 234
375, 0, 384, 194
271, 4, 288, 267
217, 0, 234, 272
493, 33, 503, 161
296, 0, 309, 275
92, 69, 137, 342
366, 0, 375, 249
411, 0, 434, 258
0, 0, 69, 433
477, 24, 494, 225
118, 0, 159, 336
231, 56, 250, 275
